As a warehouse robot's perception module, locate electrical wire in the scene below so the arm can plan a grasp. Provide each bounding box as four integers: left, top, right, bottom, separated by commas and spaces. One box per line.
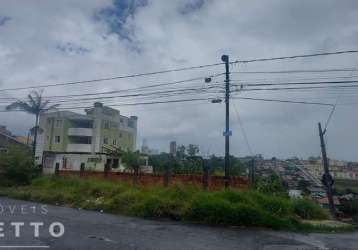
232, 101, 253, 155
323, 63, 358, 132
232, 50, 358, 64
236, 84, 358, 92
233, 80, 358, 87
0, 64, 224, 92
232, 96, 334, 106
0, 97, 217, 112
230, 68, 357, 74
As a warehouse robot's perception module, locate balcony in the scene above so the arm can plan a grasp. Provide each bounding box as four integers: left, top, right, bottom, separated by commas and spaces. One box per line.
68, 128, 93, 137
67, 144, 91, 153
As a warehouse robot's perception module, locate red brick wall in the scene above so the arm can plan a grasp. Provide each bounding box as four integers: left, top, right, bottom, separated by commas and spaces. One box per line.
59, 170, 247, 190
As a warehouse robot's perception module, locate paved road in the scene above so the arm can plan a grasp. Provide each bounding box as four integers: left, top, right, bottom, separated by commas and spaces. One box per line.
0, 197, 357, 250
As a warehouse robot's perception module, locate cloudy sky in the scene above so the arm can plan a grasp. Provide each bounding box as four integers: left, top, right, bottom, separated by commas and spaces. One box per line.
1, 0, 358, 160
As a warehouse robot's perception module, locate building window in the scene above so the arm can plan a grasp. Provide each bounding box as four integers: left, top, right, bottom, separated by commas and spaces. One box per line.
55, 119, 62, 128
128, 120, 135, 128
103, 137, 108, 144
54, 136, 61, 144
88, 158, 101, 163
111, 122, 118, 128
0, 148, 8, 154
103, 121, 110, 129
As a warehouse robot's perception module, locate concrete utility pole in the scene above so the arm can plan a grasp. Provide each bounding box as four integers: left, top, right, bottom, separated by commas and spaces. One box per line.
318, 122, 336, 218
222, 55, 231, 188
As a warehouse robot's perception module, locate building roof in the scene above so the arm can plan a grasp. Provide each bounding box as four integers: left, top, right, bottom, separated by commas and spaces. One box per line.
318, 197, 341, 205
0, 130, 25, 146
45, 111, 92, 120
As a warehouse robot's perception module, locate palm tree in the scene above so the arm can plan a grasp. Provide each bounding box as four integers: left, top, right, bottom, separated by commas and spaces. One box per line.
6, 90, 59, 159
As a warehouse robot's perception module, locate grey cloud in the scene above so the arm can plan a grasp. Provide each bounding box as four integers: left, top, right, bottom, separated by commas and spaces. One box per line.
179, 0, 206, 15
1, 0, 358, 161
56, 42, 90, 55
0, 16, 11, 26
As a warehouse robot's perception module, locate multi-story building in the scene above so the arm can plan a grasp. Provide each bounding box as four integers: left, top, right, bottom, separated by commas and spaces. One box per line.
303, 158, 358, 181
36, 102, 137, 173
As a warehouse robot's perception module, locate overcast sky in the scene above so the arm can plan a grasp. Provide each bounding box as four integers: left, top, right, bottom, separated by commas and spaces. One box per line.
1, 0, 358, 160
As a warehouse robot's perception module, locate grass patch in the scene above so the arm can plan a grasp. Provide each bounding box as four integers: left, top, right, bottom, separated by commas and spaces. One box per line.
0, 176, 333, 231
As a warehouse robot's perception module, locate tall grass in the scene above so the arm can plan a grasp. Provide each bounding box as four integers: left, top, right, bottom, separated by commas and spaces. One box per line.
0, 176, 330, 231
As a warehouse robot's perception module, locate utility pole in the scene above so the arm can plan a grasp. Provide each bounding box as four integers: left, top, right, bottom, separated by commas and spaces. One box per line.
249, 159, 256, 186
222, 55, 231, 188
318, 122, 336, 218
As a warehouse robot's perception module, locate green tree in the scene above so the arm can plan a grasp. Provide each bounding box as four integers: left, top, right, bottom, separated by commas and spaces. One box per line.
6, 90, 59, 159
187, 144, 199, 157
230, 156, 244, 176
0, 145, 38, 185
120, 150, 145, 172
256, 171, 287, 196
149, 153, 170, 174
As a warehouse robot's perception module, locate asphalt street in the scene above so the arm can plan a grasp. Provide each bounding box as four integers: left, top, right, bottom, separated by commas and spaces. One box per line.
0, 197, 357, 250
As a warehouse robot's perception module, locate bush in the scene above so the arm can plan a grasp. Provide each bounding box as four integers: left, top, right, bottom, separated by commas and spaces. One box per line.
292, 199, 329, 220
0, 145, 38, 185
0, 176, 331, 231
185, 193, 233, 224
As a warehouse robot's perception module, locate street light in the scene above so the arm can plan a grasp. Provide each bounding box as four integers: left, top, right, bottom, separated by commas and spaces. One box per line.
211, 98, 222, 103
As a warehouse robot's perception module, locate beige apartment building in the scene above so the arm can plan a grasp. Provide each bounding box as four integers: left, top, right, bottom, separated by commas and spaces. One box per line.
35, 102, 137, 173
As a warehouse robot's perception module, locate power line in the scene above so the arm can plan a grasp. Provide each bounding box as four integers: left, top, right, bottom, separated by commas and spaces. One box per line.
323, 63, 358, 132
323, 105, 337, 133
0, 97, 216, 112
1, 49, 357, 93
232, 50, 358, 64
0, 93, 336, 113
230, 68, 357, 74
232, 102, 253, 155
0, 74, 224, 101
0, 63, 224, 92
0, 84, 224, 106
230, 75, 358, 84
232, 96, 334, 106
237, 83, 358, 92
233, 80, 358, 87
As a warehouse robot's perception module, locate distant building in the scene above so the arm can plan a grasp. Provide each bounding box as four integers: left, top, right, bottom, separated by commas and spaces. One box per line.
36, 102, 138, 174
0, 130, 28, 153
15, 135, 32, 145
303, 158, 358, 181
0, 125, 12, 136
169, 141, 176, 155
288, 189, 302, 199
318, 196, 341, 209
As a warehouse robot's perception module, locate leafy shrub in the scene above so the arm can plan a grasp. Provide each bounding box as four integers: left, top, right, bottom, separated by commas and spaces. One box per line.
292, 199, 329, 220
185, 193, 233, 224
217, 190, 252, 204
258, 195, 292, 217
255, 172, 287, 197
0, 176, 331, 231
230, 203, 266, 226
130, 195, 165, 217
0, 145, 38, 185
